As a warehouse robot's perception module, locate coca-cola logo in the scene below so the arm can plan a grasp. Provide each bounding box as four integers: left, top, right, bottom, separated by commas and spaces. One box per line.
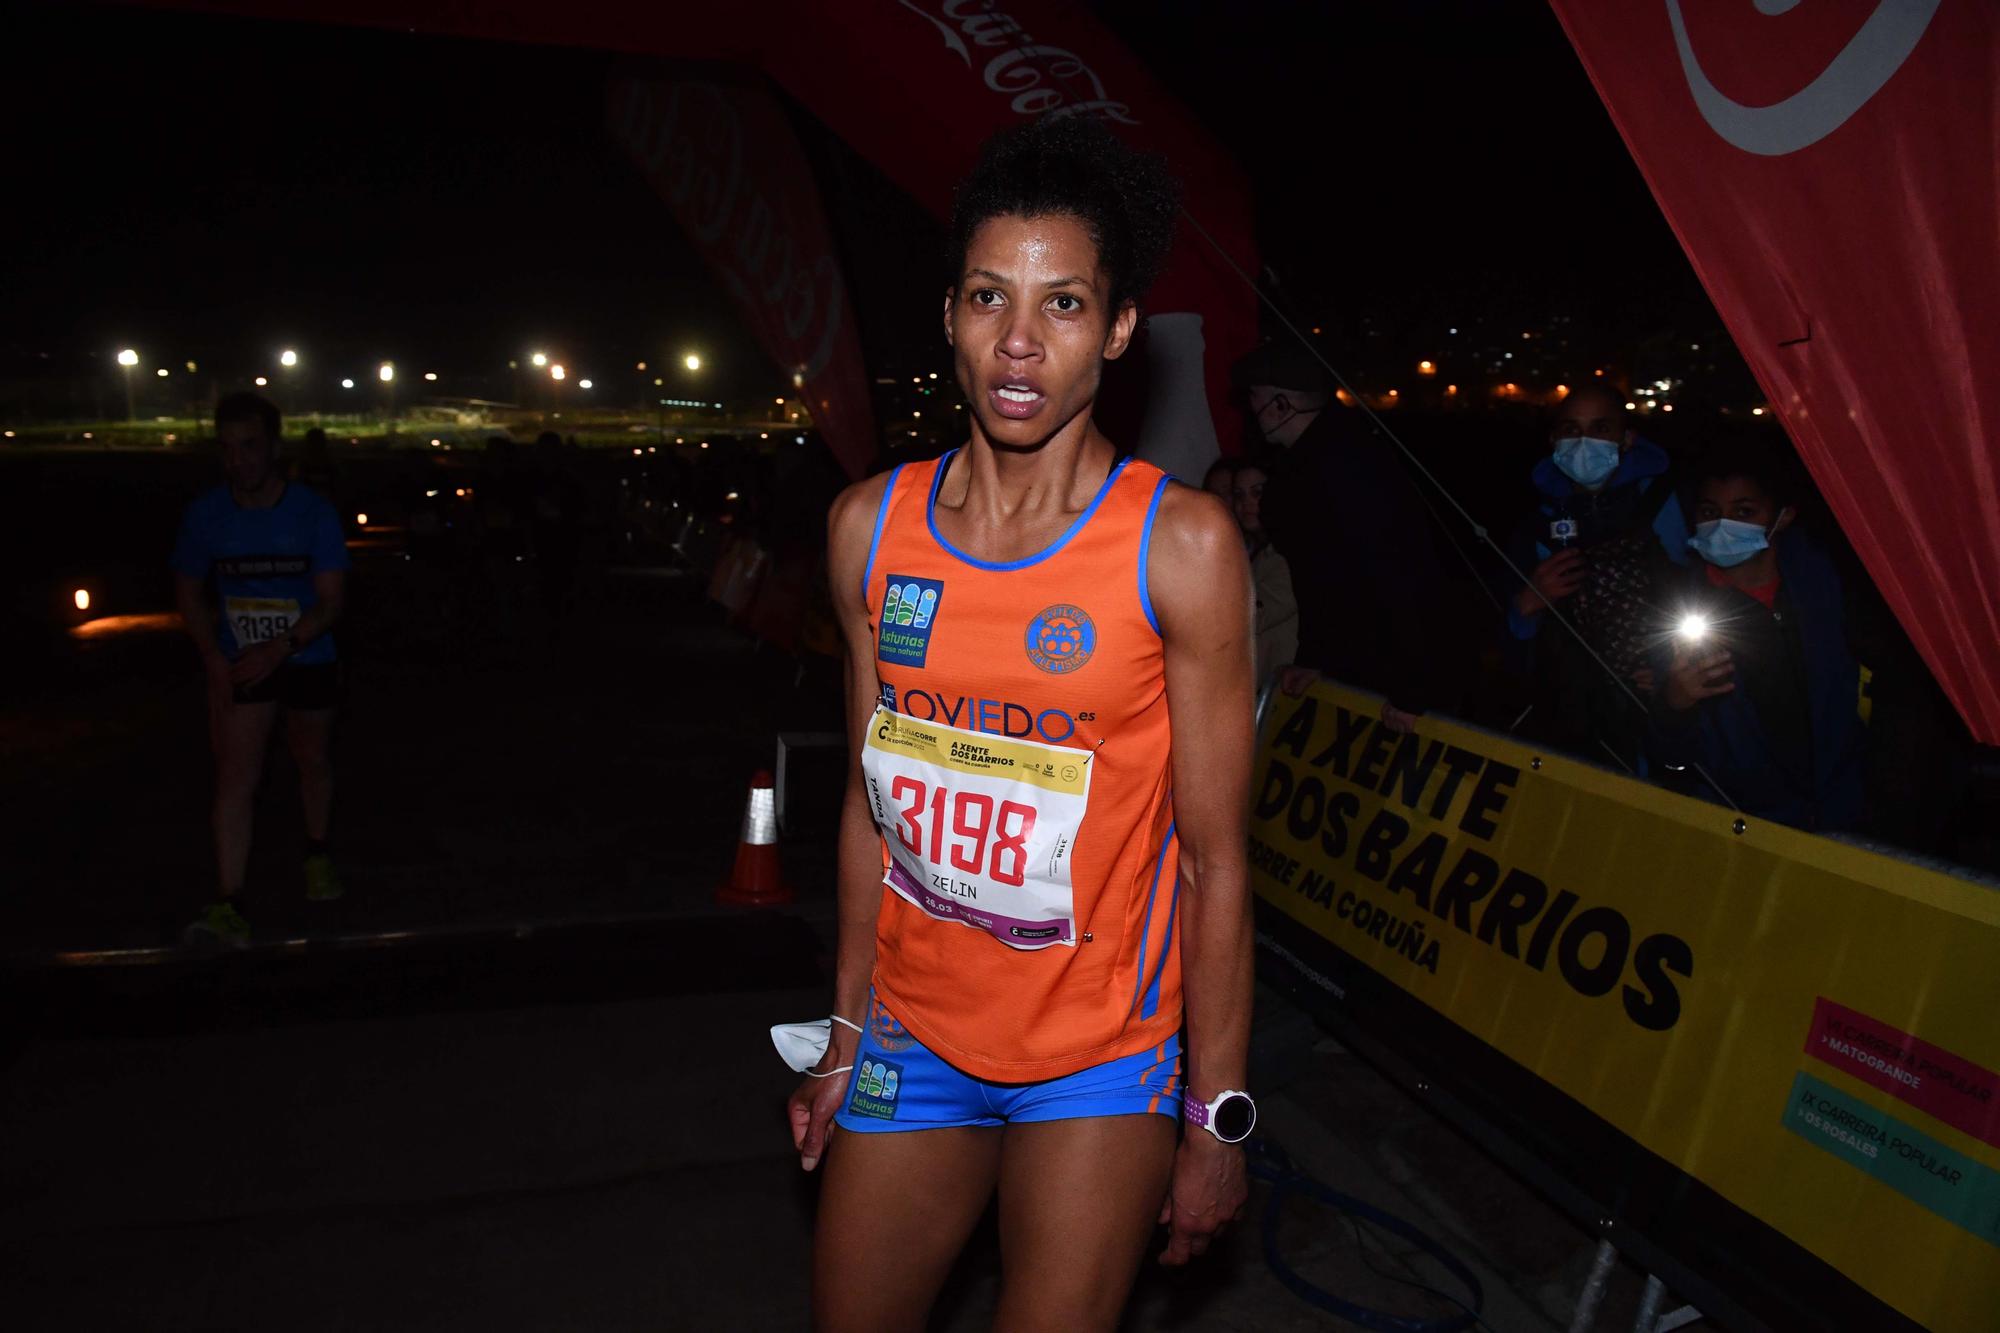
1667, 0, 1940, 157
898, 0, 1140, 124
610, 78, 848, 380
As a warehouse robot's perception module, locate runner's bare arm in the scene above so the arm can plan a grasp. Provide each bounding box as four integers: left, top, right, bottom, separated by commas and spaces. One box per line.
1148, 483, 1256, 1262
287, 569, 346, 650
173, 573, 220, 662
789, 470, 894, 1170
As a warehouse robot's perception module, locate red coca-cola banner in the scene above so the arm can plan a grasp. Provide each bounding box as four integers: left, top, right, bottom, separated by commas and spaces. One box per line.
1550, 0, 2000, 744
607, 74, 877, 480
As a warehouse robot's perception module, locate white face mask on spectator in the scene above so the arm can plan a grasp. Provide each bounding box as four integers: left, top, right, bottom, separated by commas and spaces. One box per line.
1551, 435, 1622, 488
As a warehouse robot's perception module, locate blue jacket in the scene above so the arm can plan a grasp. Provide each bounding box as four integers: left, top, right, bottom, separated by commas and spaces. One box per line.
1504, 437, 1688, 643
1648, 532, 1867, 832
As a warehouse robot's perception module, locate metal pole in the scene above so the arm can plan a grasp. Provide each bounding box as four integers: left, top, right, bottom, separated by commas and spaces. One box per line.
1567, 1238, 1619, 1333
1630, 1274, 1666, 1333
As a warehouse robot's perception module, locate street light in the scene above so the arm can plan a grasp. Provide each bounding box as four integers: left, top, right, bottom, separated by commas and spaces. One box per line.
280, 349, 298, 368
378, 363, 395, 382
549, 364, 566, 381
117, 348, 139, 421
531, 352, 548, 368
342, 378, 355, 390
684, 353, 701, 372
578, 379, 593, 390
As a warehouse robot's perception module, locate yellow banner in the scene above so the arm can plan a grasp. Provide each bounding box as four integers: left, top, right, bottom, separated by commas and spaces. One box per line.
1250, 681, 2000, 1332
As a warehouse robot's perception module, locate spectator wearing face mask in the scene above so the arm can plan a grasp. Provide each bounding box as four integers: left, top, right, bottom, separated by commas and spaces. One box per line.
1649, 443, 1866, 832
1501, 386, 1688, 768
1230, 338, 1475, 733
1228, 456, 1297, 689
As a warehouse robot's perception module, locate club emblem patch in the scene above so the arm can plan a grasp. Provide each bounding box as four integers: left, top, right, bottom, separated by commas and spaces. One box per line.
1025, 604, 1095, 674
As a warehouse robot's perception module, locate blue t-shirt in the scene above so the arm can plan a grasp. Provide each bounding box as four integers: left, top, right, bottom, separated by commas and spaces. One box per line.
170, 483, 351, 664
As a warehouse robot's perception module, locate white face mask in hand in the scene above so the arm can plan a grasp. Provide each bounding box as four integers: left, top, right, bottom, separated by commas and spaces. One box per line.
771, 1015, 862, 1076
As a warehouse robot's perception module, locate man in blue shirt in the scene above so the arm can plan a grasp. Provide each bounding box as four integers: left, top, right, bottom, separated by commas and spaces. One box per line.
171, 393, 350, 945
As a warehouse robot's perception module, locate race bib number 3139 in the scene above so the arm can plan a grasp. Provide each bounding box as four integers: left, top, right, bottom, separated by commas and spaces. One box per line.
223, 596, 300, 649
861, 706, 1091, 950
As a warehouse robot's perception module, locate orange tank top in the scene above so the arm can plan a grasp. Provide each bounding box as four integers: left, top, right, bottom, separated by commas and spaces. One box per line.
859, 448, 1182, 1082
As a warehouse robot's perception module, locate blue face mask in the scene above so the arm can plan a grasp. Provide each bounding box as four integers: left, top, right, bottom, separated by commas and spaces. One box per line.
1551, 435, 1622, 488
1688, 518, 1771, 568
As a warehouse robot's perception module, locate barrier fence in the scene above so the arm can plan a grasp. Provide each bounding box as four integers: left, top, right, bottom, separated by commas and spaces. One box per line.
1249, 678, 2000, 1333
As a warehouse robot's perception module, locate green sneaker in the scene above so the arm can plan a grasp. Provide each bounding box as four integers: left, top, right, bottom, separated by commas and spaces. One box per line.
304, 852, 344, 902
184, 900, 251, 949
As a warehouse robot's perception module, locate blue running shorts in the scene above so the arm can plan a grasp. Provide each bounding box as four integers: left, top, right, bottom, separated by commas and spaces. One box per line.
833, 992, 1184, 1133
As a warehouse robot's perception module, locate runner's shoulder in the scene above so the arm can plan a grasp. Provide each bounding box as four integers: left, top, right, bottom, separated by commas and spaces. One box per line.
285, 481, 340, 517
1150, 474, 1239, 560
829, 468, 897, 549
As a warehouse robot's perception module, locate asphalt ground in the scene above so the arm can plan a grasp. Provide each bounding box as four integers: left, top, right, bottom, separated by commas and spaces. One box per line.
0, 473, 1673, 1331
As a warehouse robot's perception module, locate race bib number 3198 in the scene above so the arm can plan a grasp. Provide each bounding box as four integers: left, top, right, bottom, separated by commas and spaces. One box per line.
861, 706, 1091, 950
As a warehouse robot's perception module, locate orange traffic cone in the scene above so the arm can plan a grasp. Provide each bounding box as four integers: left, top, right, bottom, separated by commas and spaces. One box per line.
717, 769, 794, 906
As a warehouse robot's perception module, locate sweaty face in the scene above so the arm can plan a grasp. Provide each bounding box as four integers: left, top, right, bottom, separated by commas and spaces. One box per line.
1232, 466, 1267, 534
1550, 389, 1626, 447
1694, 474, 1791, 533
218, 418, 276, 492
946, 212, 1135, 450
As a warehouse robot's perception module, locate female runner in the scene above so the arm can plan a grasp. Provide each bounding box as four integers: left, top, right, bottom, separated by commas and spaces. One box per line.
789, 116, 1256, 1333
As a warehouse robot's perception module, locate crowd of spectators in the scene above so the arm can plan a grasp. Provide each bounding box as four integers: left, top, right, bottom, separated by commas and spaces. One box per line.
1225, 339, 1987, 868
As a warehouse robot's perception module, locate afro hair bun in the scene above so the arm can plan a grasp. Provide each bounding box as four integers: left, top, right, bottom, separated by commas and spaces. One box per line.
949, 115, 1181, 312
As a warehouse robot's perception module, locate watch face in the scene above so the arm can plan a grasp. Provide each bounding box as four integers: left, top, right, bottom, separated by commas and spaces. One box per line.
1212, 1094, 1255, 1143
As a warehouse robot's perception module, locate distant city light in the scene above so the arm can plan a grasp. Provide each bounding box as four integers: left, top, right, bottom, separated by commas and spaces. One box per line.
913, 409, 921, 418
423, 372, 438, 382
1448, 327, 1458, 335
632, 448, 642, 456
378, 363, 395, 383
775, 397, 785, 405
342, 378, 355, 389
1386, 389, 1398, 398
254, 376, 268, 386
654, 378, 664, 386
531, 352, 548, 367
431, 438, 442, 447
725, 491, 740, 501
795, 435, 805, 444
1752, 407, 1766, 417
156, 368, 170, 378
928, 372, 938, 380
760, 432, 768, 439
74, 588, 91, 611
1662, 404, 1675, 412
579, 379, 593, 389
1625, 401, 1638, 411
280, 349, 298, 367
1445, 384, 1459, 395
185, 360, 198, 372
117, 349, 139, 367
549, 364, 566, 381
355, 512, 369, 526
636, 361, 647, 371
792, 371, 804, 388
684, 353, 702, 371
1594, 368, 1605, 377
1417, 360, 1435, 375
455, 488, 466, 498
1554, 384, 1569, 396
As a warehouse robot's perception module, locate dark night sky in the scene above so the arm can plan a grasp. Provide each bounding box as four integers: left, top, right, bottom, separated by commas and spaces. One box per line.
3, 1, 1723, 396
